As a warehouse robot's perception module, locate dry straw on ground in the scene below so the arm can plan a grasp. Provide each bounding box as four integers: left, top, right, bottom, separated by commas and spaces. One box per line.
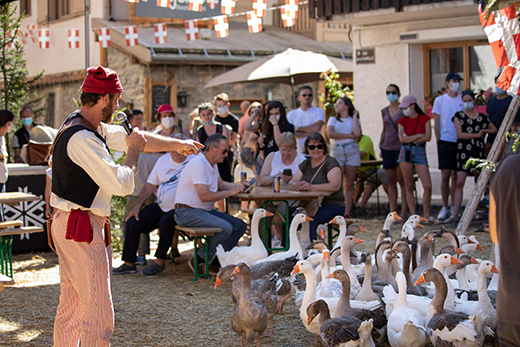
0, 215, 492, 346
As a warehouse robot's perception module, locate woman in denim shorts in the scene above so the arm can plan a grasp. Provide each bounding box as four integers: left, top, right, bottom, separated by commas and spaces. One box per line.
326, 96, 361, 217
397, 95, 433, 221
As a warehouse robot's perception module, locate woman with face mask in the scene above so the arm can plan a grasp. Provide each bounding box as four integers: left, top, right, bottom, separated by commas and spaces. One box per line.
326, 96, 361, 218
0, 110, 14, 198
154, 104, 180, 137
257, 101, 294, 163
380, 84, 409, 219
397, 95, 433, 221
450, 90, 497, 223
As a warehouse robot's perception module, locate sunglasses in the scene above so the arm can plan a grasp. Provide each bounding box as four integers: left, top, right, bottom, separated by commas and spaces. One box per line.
308, 144, 324, 150
214, 147, 228, 155
302, 94, 313, 97
386, 91, 398, 95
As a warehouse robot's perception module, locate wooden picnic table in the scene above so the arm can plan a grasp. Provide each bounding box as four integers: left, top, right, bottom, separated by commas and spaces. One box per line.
236, 187, 331, 251
360, 159, 383, 168
0, 192, 40, 205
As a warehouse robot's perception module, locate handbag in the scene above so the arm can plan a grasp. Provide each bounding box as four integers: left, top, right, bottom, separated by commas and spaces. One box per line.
25, 141, 52, 165
300, 158, 328, 217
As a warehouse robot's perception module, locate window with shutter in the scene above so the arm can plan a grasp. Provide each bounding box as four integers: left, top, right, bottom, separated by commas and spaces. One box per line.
36, 0, 48, 23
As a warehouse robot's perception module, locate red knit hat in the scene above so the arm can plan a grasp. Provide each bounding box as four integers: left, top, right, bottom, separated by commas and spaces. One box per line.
81, 66, 123, 95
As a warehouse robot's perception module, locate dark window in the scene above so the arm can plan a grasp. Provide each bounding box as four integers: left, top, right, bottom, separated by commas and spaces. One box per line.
49, 0, 70, 21
20, 0, 31, 16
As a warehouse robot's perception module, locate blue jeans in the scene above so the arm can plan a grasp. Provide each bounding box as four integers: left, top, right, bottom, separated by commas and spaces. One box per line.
309, 204, 345, 241
174, 207, 247, 261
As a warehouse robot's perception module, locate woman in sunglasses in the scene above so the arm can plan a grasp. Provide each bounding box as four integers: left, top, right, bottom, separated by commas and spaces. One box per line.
380, 84, 408, 218
397, 95, 433, 221
450, 90, 496, 223
326, 96, 361, 217
289, 132, 345, 240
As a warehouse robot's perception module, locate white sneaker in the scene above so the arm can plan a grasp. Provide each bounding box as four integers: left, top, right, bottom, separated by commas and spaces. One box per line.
437, 207, 449, 220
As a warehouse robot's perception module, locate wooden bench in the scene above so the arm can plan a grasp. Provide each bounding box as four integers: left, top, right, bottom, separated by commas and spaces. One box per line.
0, 273, 14, 292
0, 222, 45, 278
175, 226, 222, 281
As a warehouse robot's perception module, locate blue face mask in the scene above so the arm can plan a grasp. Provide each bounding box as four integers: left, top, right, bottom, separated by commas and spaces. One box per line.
495, 86, 506, 95
200, 118, 214, 126
387, 94, 398, 103
21, 118, 33, 127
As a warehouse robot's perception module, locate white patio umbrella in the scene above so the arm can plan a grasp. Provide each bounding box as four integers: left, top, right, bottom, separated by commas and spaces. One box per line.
204, 48, 353, 107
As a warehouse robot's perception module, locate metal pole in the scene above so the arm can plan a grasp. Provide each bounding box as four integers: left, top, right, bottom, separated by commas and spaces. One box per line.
84, 0, 90, 70
291, 75, 296, 108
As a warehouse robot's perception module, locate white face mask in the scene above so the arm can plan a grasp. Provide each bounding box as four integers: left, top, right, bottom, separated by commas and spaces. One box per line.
450, 82, 460, 93
402, 106, 413, 117
217, 106, 228, 115
161, 116, 175, 129
275, 115, 280, 122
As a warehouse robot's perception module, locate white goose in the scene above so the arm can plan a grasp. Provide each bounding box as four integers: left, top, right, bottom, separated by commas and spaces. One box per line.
387, 272, 429, 347
254, 213, 311, 263
216, 208, 272, 267
316, 250, 342, 298
330, 215, 367, 251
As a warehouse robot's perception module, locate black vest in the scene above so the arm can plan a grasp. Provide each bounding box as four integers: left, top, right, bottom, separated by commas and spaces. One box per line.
51, 112, 110, 208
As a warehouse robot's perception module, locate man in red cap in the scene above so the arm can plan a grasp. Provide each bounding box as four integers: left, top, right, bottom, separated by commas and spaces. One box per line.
49, 66, 202, 346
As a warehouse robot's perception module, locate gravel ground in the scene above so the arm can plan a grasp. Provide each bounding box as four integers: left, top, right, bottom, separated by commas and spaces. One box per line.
0, 211, 493, 346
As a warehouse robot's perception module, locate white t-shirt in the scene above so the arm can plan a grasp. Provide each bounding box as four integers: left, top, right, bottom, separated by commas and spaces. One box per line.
326, 116, 361, 146
270, 151, 307, 177
0, 136, 8, 183
174, 153, 219, 211
432, 94, 463, 143
287, 106, 325, 153
51, 122, 134, 217
148, 153, 194, 212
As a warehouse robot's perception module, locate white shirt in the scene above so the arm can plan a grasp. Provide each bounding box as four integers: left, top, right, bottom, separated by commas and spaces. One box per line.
174, 153, 219, 211
0, 136, 8, 183
50, 123, 135, 217
432, 93, 463, 143
326, 116, 361, 146
148, 153, 194, 212
287, 106, 325, 153
269, 151, 307, 177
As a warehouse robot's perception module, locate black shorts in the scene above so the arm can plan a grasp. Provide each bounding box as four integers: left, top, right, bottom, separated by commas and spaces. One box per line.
380, 148, 400, 170
437, 140, 457, 170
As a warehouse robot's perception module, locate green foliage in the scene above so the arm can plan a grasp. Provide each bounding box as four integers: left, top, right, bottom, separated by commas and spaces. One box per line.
319, 70, 354, 116
0, 3, 44, 116
506, 131, 520, 153
109, 151, 127, 252
464, 158, 497, 172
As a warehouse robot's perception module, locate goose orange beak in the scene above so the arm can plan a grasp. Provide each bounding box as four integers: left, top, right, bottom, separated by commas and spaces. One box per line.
265, 211, 274, 217
360, 226, 367, 232
214, 277, 223, 289
414, 274, 426, 286
455, 247, 465, 254
330, 217, 338, 224
394, 213, 402, 221
451, 256, 463, 265
419, 216, 429, 223
470, 257, 480, 265
467, 238, 475, 244
291, 265, 301, 276
326, 273, 335, 279
305, 216, 314, 222
428, 236, 434, 243
231, 266, 240, 276
355, 238, 364, 244
491, 265, 500, 274
416, 223, 424, 228
323, 251, 330, 261
320, 228, 326, 239
476, 244, 484, 251
307, 316, 313, 325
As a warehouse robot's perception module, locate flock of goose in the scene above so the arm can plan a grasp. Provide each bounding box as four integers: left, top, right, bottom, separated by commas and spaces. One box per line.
213, 208, 498, 347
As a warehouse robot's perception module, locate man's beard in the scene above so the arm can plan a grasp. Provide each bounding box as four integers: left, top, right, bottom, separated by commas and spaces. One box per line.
101, 103, 114, 123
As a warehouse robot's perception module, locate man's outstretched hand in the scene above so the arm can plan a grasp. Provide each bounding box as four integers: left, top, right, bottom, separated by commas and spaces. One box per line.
177, 139, 204, 156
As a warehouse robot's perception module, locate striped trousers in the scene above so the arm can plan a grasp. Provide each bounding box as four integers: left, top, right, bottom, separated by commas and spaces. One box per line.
52, 209, 113, 347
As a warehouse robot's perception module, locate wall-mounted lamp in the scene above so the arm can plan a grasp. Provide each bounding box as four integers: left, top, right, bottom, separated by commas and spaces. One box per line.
177, 91, 190, 108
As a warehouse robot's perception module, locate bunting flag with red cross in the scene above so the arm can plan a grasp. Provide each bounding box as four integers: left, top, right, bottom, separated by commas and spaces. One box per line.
247, 11, 262, 33
479, 4, 520, 68
125, 26, 139, 46
189, 0, 203, 11
285, 0, 299, 19
26, 24, 36, 43
281, 6, 296, 27
38, 28, 50, 49
496, 62, 520, 95
154, 23, 167, 44
7, 30, 18, 48
68, 29, 80, 49
98, 28, 111, 48
185, 20, 199, 41
214, 15, 229, 38
157, 0, 171, 7
253, 0, 266, 17
220, 0, 235, 15
207, 0, 218, 9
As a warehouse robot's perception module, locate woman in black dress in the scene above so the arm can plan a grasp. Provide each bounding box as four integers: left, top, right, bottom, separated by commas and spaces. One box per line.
451, 90, 497, 222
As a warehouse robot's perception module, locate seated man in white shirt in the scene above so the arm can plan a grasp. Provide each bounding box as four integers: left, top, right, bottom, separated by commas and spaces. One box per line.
287, 85, 325, 153
113, 135, 194, 276
174, 133, 247, 274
